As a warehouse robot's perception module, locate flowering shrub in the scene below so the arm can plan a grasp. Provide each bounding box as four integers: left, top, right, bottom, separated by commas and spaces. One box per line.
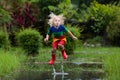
11, 2, 37, 28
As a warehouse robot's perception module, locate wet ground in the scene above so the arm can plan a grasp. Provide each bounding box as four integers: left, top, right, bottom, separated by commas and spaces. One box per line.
13, 70, 103, 80
3, 62, 104, 80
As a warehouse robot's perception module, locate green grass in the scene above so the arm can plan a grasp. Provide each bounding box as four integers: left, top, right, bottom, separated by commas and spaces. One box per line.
0, 51, 19, 77
102, 52, 120, 80
36, 47, 120, 80
0, 47, 120, 80
73, 47, 120, 80
0, 48, 26, 77
37, 47, 51, 62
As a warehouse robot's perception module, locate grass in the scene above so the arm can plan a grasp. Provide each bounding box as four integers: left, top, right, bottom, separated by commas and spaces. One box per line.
0, 47, 120, 80
0, 50, 19, 77
102, 52, 120, 80
0, 48, 26, 78
36, 46, 120, 80
73, 47, 120, 80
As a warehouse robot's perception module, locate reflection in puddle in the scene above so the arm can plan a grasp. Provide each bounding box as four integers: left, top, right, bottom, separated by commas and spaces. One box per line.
3, 62, 104, 80
13, 70, 102, 80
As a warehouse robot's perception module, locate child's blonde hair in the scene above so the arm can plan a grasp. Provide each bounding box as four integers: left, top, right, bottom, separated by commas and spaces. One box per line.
48, 12, 65, 26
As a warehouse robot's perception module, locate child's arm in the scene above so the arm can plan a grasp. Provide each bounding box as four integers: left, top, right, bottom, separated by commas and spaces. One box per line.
44, 34, 50, 42
68, 30, 77, 40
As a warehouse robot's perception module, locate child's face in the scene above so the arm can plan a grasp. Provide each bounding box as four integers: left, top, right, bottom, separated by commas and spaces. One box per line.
53, 17, 61, 27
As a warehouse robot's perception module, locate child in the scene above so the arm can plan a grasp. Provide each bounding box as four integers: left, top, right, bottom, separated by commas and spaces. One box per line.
44, 13, 77, 65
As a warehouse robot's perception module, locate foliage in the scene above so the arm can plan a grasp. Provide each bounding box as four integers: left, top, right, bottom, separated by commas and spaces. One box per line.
0, 30, 10, 49
16, 28, 43, 56
78, 1, 117, 34
1, 0, 120, 47
0, 0, 38, 28
0, 50, 20, 77
86, 1, 115, 34
65, 24, 81, 54
71, 0, 92, 8
84, 36, 104, 47
106, 6, 120, 46
96, 0, 120, 5
78, 1, 120, 46
11, 2, 37, 28
48, 0, 79, 19
71, 0, 120, 8
38, 0, 63, 18
86, 36, 104, 44
106, 9, 120, 39
0, 0, 26, 26
0, 6, 12, 26
106, 11, 120, 46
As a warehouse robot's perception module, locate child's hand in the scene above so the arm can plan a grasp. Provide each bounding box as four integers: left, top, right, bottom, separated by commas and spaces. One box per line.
72, 36, 78, 40
44, 38, 49, 42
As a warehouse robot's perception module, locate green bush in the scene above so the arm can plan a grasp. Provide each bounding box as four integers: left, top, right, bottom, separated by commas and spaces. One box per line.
86, 36, 104, 44
106, 10, 120, 39
79, 1, 120, 46
65, 24, 81, 54
17, 28, 43, 56
0, 31, 10, 49
79, 1, 117, 34
48, 0, 79, 19
0, 8, 12, 25
87, 1, 116, 34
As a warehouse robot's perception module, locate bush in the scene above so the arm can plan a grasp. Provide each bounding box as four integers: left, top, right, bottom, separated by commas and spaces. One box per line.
65, 24, 81, 54
85, 36, 104, 47
88, 36, 103, 43
17, 28, 43, 56
0, 31, 10, 49
79, 1, 120, 46
106, 8, 120, 38
48, 0, 78, 19
87, 1, 116, 34
79, 1, 117, 34
0, 8, 12, 25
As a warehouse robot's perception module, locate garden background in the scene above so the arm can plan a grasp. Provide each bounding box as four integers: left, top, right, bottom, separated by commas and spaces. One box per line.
0, 0, 120, 80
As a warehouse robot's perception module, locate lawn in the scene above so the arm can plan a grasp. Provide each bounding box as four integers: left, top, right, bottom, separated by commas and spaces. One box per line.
0, 47, 120, 80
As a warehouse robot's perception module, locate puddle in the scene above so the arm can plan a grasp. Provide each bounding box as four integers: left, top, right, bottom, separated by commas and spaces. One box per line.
3, 62, 104, 80
4, 70, 103, 80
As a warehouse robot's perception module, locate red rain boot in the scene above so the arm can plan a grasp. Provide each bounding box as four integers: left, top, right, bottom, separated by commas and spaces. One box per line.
49, 54, 56, 65
62, 50, 68, 59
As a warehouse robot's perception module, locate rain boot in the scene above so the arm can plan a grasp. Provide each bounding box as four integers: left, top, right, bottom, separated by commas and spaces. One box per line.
49, 54, 56, 65
61, 50, 68, 59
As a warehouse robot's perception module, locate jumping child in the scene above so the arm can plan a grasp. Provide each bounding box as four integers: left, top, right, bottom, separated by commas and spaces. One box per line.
44, 13, 77, 65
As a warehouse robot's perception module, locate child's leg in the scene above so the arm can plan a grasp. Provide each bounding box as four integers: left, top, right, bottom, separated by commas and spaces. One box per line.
58, 40, 68, 59
49, 41, 58, 65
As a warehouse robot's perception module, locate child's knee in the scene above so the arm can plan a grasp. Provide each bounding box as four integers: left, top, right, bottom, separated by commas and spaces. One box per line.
58, 44, 64, 49
52, 48, 56, 54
